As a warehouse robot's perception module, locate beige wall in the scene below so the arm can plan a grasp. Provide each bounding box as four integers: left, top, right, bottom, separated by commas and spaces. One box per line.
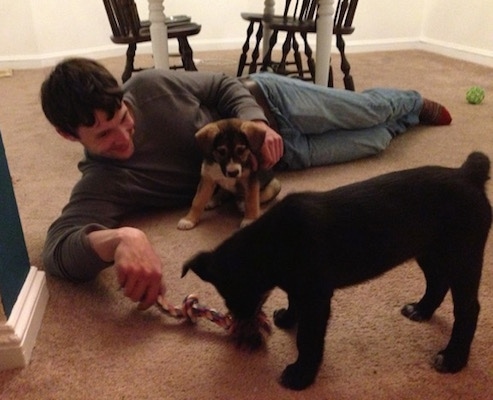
0, 0, 492, 68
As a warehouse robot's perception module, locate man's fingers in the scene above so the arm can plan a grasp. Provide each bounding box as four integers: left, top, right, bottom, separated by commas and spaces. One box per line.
138, 283, 161, 310
126, 279, 147, 302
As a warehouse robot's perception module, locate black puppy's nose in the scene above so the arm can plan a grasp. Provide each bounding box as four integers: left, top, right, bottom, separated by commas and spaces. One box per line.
227, 170, 240, 178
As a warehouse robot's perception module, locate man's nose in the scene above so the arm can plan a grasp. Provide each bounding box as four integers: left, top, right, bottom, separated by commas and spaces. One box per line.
114, 127, 130, 142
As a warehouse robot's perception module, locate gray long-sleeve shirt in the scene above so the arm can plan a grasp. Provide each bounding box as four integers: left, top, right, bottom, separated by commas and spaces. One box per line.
42, 70, 267, 281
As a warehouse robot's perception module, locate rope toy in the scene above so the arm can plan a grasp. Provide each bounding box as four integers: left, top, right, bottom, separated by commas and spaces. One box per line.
157, 293, 233, 329
156, 294, 271, 335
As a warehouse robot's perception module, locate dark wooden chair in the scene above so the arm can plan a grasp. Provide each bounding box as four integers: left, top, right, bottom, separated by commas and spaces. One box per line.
103, 0, 201, 82
237, 0, 359, 90
260, 0, 318, 81
236, 12, 265, 77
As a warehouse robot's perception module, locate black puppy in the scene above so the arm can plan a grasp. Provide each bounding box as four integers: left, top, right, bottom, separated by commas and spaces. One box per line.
182, 152, 492, 390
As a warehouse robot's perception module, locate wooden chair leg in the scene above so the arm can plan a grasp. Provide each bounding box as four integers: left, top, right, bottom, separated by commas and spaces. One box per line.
328, 64, 334, 88
277, 32, 294, 75
248, 22, 263, 74
292, 35, 304, 78
261, 29, 278, 72
122, 43, 137, 83
301, 32, 316, 81
177, 37, 197, 71
237, 21, 255, 76
336, 34, 354, 90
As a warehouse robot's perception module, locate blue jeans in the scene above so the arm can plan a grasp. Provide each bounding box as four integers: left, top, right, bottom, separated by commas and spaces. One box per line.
250, 73, 423, 170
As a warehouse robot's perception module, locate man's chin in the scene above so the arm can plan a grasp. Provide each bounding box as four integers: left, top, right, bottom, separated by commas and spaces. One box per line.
110, 145, 134, 160
113, 152, 133, 160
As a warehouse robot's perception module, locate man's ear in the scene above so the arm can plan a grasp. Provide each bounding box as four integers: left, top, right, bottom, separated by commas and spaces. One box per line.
56, 128, 79, 142
240, 121, 266, 154
182, 251, 219, 283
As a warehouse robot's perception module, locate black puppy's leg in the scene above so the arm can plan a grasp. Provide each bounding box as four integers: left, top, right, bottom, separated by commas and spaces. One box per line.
274, 293, 298, 329
433, 254, 482, 373
280, 291, 332, 390
401, 253, 449, 321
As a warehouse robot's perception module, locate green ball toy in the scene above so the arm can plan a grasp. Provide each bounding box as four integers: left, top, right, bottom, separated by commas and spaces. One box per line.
466, 86, 485, 104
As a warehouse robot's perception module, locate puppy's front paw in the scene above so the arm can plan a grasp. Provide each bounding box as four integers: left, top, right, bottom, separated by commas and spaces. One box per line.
280, 362, 317, 391
433, 348, 468, 373
177, 218, 197, 230
401, 303, 432, 322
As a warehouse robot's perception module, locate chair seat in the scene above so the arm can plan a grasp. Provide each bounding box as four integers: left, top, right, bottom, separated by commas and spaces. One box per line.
240, 12, 264, 22
267, 18, 354, 35
241, 11, 355, 35
111, 22, 201, 45
140, 22, 202, 38
241, 12, 310, 27
103, 0, 201, 82
268, 17, 316, 32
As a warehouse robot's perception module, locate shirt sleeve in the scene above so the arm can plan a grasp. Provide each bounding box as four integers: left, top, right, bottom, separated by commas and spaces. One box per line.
43, 222, 113, 282
42, 167, 134, 282
197, 72, 269, 122
124, 70, 269, 124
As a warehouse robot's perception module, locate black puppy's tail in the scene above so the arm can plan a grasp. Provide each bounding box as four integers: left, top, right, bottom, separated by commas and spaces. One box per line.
461, 152, 490, 189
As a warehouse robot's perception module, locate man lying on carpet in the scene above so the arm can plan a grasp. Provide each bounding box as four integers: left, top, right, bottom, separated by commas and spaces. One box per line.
40, 57, 452, 309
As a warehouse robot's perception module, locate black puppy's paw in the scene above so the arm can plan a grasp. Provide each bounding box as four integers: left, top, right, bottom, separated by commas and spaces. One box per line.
273, 308, 297, 329
279, 362, 316, 390
401, 303, 432, 322
433, 349, 468, 373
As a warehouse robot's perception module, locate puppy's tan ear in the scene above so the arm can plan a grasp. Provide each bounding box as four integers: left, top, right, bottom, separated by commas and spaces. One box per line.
195, 122, 220, 155
240, 121, 266, 154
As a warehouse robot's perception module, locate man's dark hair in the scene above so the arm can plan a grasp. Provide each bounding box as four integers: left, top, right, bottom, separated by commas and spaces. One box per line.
40, 58, 124, 137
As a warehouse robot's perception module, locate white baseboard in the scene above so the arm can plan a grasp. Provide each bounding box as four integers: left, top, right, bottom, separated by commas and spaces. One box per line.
336, 37, 493, 68
0, 267, 49, 371
418, 39, 493, 68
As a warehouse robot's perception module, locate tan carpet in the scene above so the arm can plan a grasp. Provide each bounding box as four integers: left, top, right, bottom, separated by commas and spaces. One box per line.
0, 49, 492, 399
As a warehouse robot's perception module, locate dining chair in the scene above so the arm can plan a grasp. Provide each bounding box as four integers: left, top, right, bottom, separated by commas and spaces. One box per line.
237, 0, 359, 90
102, 0, 201, 82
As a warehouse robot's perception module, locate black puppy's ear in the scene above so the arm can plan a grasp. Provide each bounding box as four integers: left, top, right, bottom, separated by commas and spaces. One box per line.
181, 251, 219, 283
195, 123, 220, 155
240, 121, 266, 154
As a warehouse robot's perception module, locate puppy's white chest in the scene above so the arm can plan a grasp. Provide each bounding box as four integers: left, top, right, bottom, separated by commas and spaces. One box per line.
202, 162, 238, 193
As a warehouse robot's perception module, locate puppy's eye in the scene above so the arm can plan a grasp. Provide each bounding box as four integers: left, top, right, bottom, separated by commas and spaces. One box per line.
214, 146, 228, 158
235, 145, 247, 157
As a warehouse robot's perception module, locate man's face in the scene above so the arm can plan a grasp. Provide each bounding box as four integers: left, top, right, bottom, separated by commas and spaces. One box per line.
73, 102, 136, 160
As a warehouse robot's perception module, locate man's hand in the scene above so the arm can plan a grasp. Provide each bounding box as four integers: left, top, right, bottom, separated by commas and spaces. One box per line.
253, 121, 284, 169
87, 227, 165, 310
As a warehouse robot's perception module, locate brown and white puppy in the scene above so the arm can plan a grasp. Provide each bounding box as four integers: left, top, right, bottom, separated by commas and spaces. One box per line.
177, 118, 281, 230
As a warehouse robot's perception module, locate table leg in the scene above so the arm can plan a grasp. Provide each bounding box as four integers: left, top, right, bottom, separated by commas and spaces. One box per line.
148, 0, 169, 69
262, 0, 275, 57
315, 0, 335, 86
